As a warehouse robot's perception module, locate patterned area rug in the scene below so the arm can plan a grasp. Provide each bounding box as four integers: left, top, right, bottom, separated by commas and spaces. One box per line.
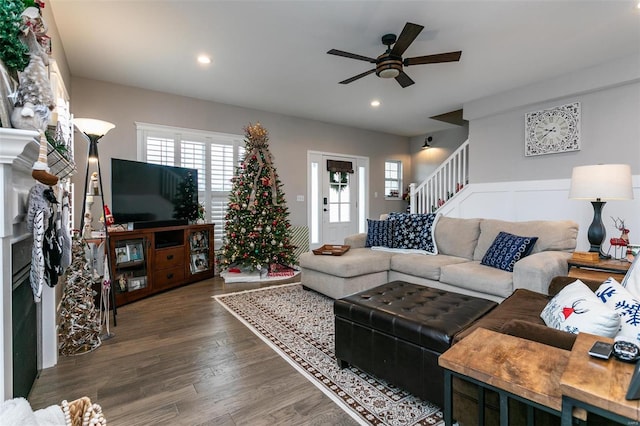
214, 284, 443, 426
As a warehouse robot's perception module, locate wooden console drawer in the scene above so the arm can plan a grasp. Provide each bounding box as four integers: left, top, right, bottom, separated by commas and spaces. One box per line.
154, 246, 184, 269
153, 266, 185, 291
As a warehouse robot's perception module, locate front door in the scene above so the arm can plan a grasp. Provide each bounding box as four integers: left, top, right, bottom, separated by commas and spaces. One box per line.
321, 155, 359, 245
308, 152, 368, 249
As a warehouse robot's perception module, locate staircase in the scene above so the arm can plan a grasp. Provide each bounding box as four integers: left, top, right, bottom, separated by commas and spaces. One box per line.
409, 139, 469, 214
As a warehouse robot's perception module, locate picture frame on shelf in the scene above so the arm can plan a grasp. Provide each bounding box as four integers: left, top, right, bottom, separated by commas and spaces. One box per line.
127, 276, 147, 291
190, 253, 209, 274
115, 247, 129, 264
127, 242, 144, 262
116, 274, 128, 292
189, 230, 209, 251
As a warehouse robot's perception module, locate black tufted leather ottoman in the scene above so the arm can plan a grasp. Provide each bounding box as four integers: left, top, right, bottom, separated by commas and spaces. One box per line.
334, 280, 497, 407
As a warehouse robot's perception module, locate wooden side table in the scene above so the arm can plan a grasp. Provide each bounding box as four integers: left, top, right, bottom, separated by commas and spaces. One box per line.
567, 258, 631, 282
439, 327, 586, 426
560, 332, 640, 425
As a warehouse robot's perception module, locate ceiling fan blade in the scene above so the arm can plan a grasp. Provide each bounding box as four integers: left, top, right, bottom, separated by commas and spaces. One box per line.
404, 51, 462, 66
395, 71, 415, 88
327, 49, 377, 63
339, 69, 376, 84
390, 22, 424, 57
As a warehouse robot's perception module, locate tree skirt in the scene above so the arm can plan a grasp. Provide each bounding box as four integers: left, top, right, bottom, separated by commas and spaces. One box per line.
214, 284, 443, 426
220, 269, 300, 283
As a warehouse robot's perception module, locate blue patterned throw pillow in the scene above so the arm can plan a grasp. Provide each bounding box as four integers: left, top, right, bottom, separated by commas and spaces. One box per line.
365, 219, 393, 247
481, 231, 538, 272
388, 213, 438, 254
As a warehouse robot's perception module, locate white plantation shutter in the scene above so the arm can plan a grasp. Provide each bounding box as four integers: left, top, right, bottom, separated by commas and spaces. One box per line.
209, 199, 228, 248
138, 123, 244, 249
146, 137, 175, 165
181, 140, 206, 192
210, 143, 234, 192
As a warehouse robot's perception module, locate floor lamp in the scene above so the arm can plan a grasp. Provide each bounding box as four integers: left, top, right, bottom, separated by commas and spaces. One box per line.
569, 164, 634, 259
74, 118, 118, 330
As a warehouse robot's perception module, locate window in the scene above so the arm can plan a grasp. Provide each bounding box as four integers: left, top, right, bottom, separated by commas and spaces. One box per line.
137, 123, 244, 249
384, 160, 402, 199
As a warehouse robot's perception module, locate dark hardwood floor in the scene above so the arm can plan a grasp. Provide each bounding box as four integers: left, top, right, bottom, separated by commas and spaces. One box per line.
28, 277, 358, 425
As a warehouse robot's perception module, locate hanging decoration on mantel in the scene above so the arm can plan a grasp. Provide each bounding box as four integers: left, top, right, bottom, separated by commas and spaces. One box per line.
32, 131, 58, 186
222, 122, 296, 274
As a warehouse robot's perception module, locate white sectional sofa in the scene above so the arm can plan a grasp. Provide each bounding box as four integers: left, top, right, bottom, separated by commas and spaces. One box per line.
299, 216, 579, 302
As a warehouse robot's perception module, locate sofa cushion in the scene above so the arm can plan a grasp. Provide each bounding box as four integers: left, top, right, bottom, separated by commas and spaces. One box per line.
434, 217, 481, 260
480, 231, 538, 272
440, 261, 514, 299
540, 279, 620, 338
390, 253, 470, 281
473, 219, 578, 261
299, 248, 392, 278
388, 212, 438, 253
596, 277, 640, 344
365, 219, 393, 248
453, 288, 551, 344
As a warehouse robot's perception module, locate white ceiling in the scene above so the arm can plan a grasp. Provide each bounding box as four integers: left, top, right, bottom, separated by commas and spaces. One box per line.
49, 1, 640, 137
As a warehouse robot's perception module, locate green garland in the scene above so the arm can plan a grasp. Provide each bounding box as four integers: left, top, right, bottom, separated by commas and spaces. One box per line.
0, 0, 30, 75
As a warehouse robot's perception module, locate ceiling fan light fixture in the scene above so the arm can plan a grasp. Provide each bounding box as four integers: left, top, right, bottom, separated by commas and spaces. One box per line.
376, 54, 402, 79
378, 68, 400, 79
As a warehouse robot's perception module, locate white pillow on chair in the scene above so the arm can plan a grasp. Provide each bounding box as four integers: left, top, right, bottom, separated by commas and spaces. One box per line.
541, 279, 620, 337
597, 277, 640, 343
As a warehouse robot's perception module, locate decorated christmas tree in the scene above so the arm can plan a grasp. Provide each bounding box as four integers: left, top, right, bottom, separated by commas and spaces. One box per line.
173, 171, 199, 222
222, 123, 296, 271
58, 238, 101, 356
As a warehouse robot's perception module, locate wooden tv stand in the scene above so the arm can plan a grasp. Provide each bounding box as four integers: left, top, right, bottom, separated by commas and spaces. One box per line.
108, 223, 215, 306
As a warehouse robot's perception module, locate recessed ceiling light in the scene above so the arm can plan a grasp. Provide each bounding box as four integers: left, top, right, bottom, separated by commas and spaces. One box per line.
197, 55, 211, 65
370, 100, 381, 107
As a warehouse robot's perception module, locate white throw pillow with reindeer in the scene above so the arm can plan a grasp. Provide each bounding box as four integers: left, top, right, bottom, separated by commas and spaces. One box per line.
540, 279, 620, 338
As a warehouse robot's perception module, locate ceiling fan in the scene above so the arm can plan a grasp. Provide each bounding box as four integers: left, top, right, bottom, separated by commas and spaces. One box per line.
327, 22, 462, 88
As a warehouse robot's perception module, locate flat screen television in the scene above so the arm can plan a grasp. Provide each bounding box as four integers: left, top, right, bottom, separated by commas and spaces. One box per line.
111, 158, 198, 229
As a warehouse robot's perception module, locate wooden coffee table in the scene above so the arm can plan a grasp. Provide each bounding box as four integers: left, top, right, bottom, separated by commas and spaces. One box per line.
560, 332, 640, 425
439, 327, 586, 426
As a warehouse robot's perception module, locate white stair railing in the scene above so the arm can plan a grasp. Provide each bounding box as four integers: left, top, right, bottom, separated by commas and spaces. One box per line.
410, 139, 470, 214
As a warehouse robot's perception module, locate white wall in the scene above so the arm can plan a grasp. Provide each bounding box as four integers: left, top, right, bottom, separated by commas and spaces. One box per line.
436, 54, 640, 251
440, 176, 640, 254
465, 55, 640, 183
